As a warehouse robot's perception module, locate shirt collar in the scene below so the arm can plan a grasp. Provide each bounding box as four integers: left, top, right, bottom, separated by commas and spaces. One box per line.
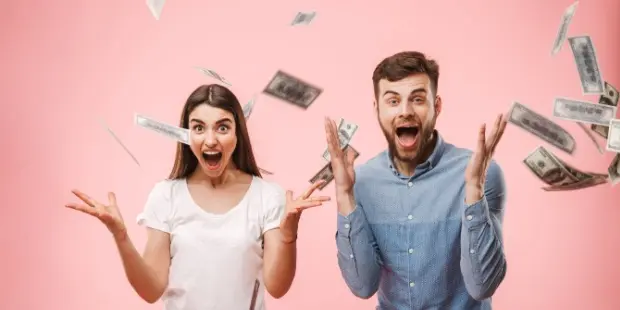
385, 130, 446, 176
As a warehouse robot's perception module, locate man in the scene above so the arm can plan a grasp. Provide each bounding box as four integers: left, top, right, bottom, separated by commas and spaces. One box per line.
324, 51, 508, 310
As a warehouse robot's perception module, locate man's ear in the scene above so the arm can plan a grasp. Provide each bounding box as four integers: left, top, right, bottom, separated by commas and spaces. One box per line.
373, 99, 378, 113
434, 95, 442, 116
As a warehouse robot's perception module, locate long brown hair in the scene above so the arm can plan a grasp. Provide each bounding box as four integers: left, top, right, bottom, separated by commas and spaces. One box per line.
168, 84, 262, 179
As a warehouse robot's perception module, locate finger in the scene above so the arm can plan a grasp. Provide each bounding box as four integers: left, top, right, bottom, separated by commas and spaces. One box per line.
286, 190, 293, 204
345, 147, 356, 166
307, 195, 331, 202
71, 190, 100, 209
326, 118, 343, 157
477, 124, 486, 154
65, 203, 99, 217
296, 200, 324, 209
488, 114, 507, 155
301, 179, 326, 199
108, 192, 117, 206
295, 202, 323, 211
485, 114, 502, 147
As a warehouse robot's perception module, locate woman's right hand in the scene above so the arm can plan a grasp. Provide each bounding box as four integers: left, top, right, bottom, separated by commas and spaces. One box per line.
66, 190, 127, 239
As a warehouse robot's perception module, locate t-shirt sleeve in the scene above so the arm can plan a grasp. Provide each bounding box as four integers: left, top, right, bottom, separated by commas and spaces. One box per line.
136, 181, 172, 233
262, 184, 286, 234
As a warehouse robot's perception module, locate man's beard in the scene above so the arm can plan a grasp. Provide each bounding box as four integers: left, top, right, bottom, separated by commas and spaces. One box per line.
381, 116, 437, 165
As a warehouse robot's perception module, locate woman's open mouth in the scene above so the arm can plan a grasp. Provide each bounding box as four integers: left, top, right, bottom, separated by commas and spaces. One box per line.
395, 125, 419, 149
202, 151, 223, 170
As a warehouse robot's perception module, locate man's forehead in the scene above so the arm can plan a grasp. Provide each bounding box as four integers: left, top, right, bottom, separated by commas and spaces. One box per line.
378, 75, 431, 95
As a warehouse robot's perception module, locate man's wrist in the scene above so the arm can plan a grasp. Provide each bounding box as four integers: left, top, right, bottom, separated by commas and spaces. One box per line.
336, 190, 356, 216
464, 183, 484, 205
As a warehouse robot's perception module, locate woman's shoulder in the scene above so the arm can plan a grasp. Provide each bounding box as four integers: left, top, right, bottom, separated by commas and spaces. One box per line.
250, 176, 285, 200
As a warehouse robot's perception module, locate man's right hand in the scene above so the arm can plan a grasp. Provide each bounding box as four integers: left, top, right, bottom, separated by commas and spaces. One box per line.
324, 117, 357, 215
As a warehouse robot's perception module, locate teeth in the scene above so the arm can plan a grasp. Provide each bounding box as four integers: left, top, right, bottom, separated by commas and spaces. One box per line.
203, 151, 220, 155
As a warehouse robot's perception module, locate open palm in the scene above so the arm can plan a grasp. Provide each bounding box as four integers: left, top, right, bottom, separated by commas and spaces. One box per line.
324, 117, 356, 193
65, 190, 127, 237
465, 114, 508, 187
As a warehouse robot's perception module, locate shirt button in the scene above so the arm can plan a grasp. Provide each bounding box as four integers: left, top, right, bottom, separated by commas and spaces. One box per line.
466, 215, 473, 221
409, 282, 415, 287
407, 215, 413, 220
470, 249, 475, 254
349, 254, 354, 259
344, 224, 350, 229
408, 248, 414, 254
407, 182, 413, 187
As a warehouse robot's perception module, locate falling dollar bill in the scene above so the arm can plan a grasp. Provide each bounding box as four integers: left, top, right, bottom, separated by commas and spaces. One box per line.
135, 114, 190, 145
146, 0, 165, 20
552, 97, 616, 126
323, 118, 359, 161
606, 119, 620, 152
243, 96, 257, 120
524, 146, 606, 191
568, 35, 604, 95
99, 118, 141, 167
591, 82, 620, 138
551, 1, 578, 55
310, 145, 360, 190
194, 67, 232, 86
263, 70, 323, 109
608, 153, 620, 186
508, 101, 575, 154
291, 11, 317, 26
577, 122, 604, 154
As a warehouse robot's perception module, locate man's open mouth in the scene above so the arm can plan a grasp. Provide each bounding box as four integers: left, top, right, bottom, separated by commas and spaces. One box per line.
395, 125, 419, 149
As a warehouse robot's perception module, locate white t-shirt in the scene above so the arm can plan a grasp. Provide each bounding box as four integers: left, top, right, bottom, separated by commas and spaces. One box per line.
136, 176, 286, 310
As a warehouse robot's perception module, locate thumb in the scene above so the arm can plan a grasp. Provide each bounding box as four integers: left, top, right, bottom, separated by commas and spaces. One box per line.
108, 192, 117, 206
285, 190, 293, 204
345, 147, 356, 166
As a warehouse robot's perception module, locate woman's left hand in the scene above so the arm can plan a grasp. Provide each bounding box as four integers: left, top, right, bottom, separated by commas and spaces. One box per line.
279, 180, 331, 244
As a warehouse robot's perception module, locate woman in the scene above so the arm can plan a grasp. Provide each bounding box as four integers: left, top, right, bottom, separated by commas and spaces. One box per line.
65, 84, 329, 310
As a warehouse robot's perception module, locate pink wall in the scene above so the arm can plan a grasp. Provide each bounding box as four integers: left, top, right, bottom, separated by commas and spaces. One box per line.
1, 0, 619, 309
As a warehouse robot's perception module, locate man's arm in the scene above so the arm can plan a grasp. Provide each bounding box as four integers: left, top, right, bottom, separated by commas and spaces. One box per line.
460, 160, 507, 301
336, 188, 383, 299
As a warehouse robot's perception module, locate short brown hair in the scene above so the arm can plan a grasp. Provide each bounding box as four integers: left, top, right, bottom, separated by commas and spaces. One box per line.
372, 51, 440, 98
168, 84, 261, 179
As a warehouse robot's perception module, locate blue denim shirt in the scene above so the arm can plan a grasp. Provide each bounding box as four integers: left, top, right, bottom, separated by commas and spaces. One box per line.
336, 133, 507, 310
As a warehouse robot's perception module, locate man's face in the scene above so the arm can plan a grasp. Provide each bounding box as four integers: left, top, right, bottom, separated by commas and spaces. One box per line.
374, 73, 441, 163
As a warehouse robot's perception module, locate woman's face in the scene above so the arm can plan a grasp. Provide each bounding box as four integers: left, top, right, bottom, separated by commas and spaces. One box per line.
188, 104, 237, 178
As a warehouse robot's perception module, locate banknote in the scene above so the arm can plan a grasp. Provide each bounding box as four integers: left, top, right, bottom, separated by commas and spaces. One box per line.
99, 118, 141, 167
323, 118, 359, 161
608, 153, 620, 186
146, 0, 165, 20
310, 145, 360, 190
542, 175, 607, 191
243, 96, 257, 120
508, 102, 575, 154
523, 146, 582, 187
606, 119, 620, 152
577, 122, 604, 154
591, 82, 619, 138
194, 67, 232, 86
551, 1, 579, 55
135, 114, 190, 145
553, 97, 616, 126
291, 11, 316, 26
263, 70, 322, 109
568, 35, 604, 95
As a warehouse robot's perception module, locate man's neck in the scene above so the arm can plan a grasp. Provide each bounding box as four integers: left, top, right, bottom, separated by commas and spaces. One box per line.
393, 132, 437, 177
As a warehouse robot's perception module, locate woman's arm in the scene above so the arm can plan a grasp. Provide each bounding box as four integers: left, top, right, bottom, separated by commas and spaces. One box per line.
262, 229, 296, 299
114, 228, 171, 303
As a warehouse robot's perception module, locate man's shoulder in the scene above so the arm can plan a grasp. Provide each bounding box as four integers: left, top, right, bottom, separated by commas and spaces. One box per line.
354, 150, 388, 181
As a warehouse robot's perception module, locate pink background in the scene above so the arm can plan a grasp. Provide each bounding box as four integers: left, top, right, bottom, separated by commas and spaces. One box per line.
1, 0, 619, 309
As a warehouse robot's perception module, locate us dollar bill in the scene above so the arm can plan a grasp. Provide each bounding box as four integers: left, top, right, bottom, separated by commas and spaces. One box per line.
194, 67, 232, 86
322, 118, 359, 161
553, 97, 616, 126
508, 102, 576, 154
542, 175, 607, 191
568, 35, 604, 95
606, 119, 620, 152
577, 122, 604, 154
591, 82, 619, 138
243, 96, 257, 120
291, 11, 316, 26
146, 0, 165, 20
551, 1, 579, 55
608, 153, 620, 186
310, 145, 359, 190
135, 114, 190, 145
263, 70, 323, 109
523, 146, 582, 187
